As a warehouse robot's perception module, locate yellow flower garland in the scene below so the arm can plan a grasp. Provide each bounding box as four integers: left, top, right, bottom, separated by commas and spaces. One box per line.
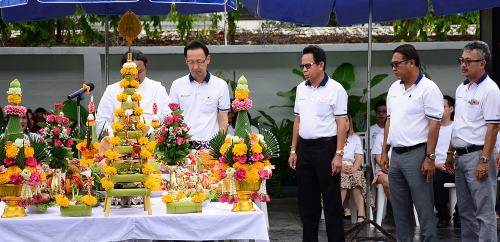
145, 141, 156, 152
252, 161, 264, 170
235, 89, 249, 100
133, 107, 144, 116
5, 145, 18, 158
101, 178, 114, 190
151, 121, 160, 128
120, 67, 138, 76
176, 193, 186, 200
7, 94, 21, 105
104, 166, 117, 176
252, 143, 262, 154
244, 168, 260, 183
140, 149, 152, 160
138, 137, 149, 145
104, 150, 119, 161
192, 193, 206, 203
119, 79, 130, 88
130, 80, 140, 88
109, 136, 121, 146
136, 122, 147, 131
0, 173, 10, 184
116, 93, 128, 102
111, 122, 124, 132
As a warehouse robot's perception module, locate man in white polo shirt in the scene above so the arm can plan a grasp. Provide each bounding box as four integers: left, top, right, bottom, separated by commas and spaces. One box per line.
445, 41, 500, 241
169, 40, 230, 148
380, 44, 443, 242
369, 100, 387, 149
288, 45, 347, 242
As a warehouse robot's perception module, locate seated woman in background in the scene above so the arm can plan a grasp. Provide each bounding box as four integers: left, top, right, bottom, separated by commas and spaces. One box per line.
27, 108, 40, 133
340, 113, 373, 224
5, 112, 42, 139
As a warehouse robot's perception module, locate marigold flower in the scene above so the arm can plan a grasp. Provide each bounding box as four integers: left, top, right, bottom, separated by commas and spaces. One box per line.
220, 163, 230, 171
140, 150, 152, 160
5, 146, 18, 158
136, 122, 147, 131
104, 166, 117, 176
119, 79, 130, 88
120, 67, 138, 76
7, 94, 22, 105
162, 194, 174, 204
93, 142, 100, 150
116, 93, 128, 102
176, 193, 186, 200
232, 143, 248, 157
133, 107, 144, 116
82, 194, 97, 206
76, 141, 86, 151
142, 164, 153, 175
252, 143, 262, 154
129, 80, 140, 88
25, 165, 37, 174
24, 147, 34, 158
131, 93, 142, 102
105, 150, 119, 161
109, 136, 121, 146
145, 141, 156, 152
151, 121, 160, 128
220, 143, 230, 154
114, 108, 125, 117
101, 178, 114, 190
40, 172, 46, 182
192, 193, 206, 203
56, 195, 70, 207
263, 160, 271, 166
111, 122, 124, 132
253, 161, 264, 170
138, 137, 149, 145
244, 168, 260, 183
235, 89, 249, 100
0, 173, 10, 184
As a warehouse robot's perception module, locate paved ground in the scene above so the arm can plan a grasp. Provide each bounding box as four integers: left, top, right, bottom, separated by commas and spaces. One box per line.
268, 197, 498, 241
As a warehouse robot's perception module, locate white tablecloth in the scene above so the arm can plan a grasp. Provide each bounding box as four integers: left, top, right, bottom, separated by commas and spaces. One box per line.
0, 198, 269, 242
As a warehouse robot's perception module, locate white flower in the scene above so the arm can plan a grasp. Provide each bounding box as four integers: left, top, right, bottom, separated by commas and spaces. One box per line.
122, 62, 137, 69
87, 114, 95, 121
179, 197, 193, 203
7, 88, 22, 94
14, 138, 24, 148
69, 200, 76, 205
231, 136, 241, 143
236, 84, 249, 91
21, 169, 31, 180
226, 167, 236, 178
225, 134, 232, 139
264, 166, 272, 174
258, 134, 264, 142
152, 114, 159, 122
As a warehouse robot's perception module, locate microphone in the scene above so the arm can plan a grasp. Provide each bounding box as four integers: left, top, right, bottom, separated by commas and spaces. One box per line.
67, 83, 94, 100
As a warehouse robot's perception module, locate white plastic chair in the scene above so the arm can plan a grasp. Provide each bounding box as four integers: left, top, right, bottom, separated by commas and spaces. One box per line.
444, 183, 457, 218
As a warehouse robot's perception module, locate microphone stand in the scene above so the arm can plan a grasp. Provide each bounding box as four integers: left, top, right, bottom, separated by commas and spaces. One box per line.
68, 92, 85, 132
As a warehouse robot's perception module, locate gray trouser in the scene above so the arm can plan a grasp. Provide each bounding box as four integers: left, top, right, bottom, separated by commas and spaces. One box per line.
389, 145, 436, 242
455, 149, 498, 242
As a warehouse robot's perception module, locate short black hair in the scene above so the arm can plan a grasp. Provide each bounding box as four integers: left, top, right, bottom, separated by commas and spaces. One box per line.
184, 40, 209, 57
34, 107, 47, 114
302, 45, 327, 71
394, 44, 420, 67
121, 49, 149, 67
374, 100, 387, 111
443, 95, 455, 121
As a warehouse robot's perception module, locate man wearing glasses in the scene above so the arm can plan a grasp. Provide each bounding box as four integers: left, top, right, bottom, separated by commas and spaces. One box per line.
380, 44, 443, 242
289, 45, 347, 242
445, 41, 500, 241
169, 40, 230, 149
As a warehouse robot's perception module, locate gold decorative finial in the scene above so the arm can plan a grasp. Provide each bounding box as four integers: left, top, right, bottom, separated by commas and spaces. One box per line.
118, 10, 142, 49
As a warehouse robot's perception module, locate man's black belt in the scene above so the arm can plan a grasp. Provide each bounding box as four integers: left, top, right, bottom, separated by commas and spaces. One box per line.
393, 143, 426, 154
300, 136, 335, 145
454, 145, 484, 156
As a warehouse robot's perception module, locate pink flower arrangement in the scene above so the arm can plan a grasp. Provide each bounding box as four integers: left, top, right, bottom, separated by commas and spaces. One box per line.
25, 157, 37, 167
234, 168, 247, 182
233, 155, 247, 164
4, 105, 27, 116
231, 99, 253, 111
155, 103, 192, 166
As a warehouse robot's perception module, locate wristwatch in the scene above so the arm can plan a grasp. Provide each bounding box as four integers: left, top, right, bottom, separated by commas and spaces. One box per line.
479, 156, 488, 163
426, 154, 436, 160
336, 150, 344, 156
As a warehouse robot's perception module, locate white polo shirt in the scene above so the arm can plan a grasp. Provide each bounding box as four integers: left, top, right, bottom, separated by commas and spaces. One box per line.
386, 72, 444, 147
294, 73, 348, 139
371, 129, 391, 174
169, 71, 230, 141
451, 73, 500, 147
96, 77, 171, 136
369, 123, 383, 148
435, 123, 453, 165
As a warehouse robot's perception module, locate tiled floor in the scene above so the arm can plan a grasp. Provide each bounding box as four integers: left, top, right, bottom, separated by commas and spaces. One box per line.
267, 197, 497, 241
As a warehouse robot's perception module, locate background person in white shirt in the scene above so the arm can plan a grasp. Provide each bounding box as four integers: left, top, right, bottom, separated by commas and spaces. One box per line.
380, 44, 443, 242
369, 100, 387, 149
371, 119, 390, 202
169, 40, 230, 148
433, 95, 460, 228
96, 50, 171, 136
445, 41, 500, 242
340, 114, 372, 224
288, 45, 347, 242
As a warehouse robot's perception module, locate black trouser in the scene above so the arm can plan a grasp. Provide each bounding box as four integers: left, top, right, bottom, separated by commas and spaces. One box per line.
433, 169, 459, 220
297, 136, 344, 242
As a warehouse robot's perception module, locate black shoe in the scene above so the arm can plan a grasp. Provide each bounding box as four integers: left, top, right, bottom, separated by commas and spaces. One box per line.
437, 218, 449, 228
356, 216, 365, 226
453, 217, 461, 228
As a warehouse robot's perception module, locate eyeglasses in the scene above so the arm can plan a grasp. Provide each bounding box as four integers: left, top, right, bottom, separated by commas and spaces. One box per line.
299, 62, 317, 70
457, 57, 483, 66
391, 60, 408, 68
186, 58, 207, 66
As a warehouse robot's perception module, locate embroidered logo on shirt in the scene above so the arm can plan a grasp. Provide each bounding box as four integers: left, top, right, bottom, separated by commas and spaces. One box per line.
180, 94, 192, 98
